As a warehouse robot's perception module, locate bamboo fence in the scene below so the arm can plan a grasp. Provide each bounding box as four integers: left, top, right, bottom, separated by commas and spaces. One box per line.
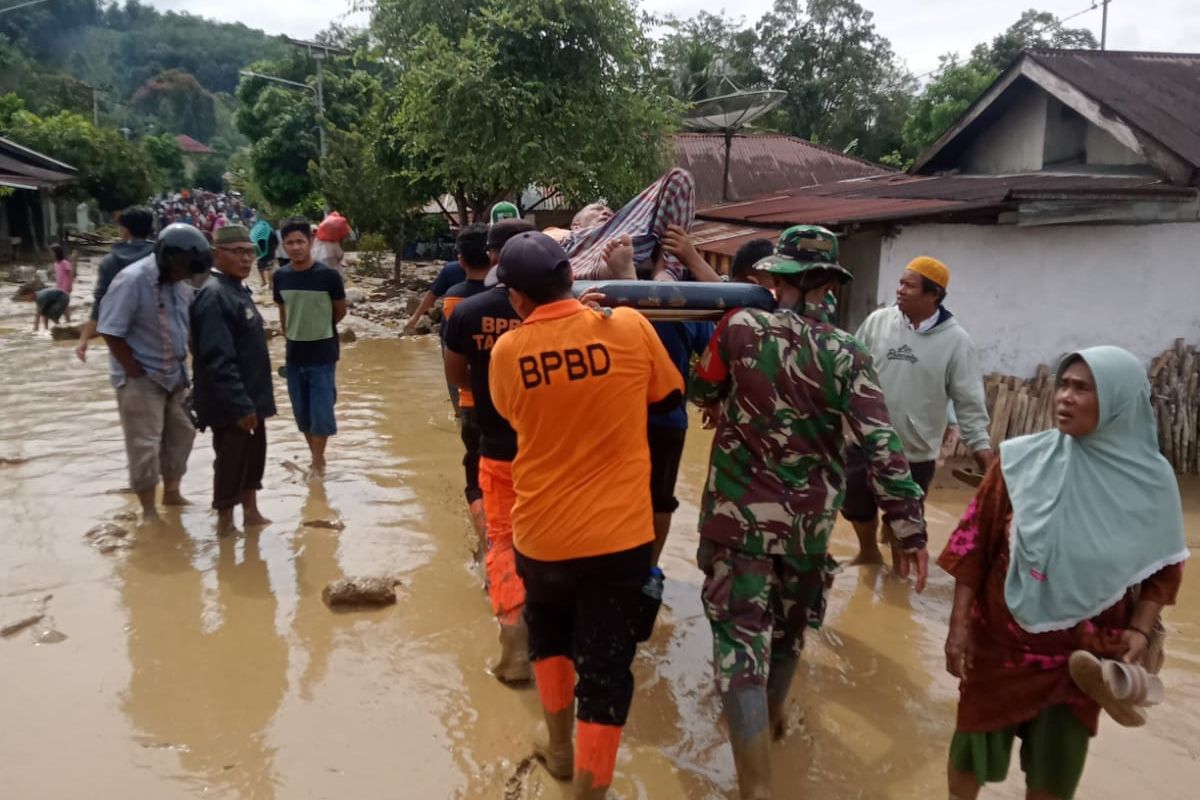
953, 339, 1200, 474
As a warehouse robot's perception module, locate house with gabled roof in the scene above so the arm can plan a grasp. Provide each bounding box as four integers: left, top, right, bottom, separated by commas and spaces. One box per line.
1, 135, 76, 261
697, 49, 1200, 376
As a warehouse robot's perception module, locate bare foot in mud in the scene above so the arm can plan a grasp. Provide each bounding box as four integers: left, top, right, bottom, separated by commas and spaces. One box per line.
162, 491, 190, 506
849, 549, 884, 566
217, 509, 238, 536
243, 512, 271, 527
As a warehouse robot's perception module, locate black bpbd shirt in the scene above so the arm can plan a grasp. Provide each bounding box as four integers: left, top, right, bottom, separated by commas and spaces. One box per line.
442, 286, 522, 461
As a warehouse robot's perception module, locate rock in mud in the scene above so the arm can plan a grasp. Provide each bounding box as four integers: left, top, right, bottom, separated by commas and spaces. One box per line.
35, 629, 68, 644
321, 576, 401, 608
85, 522, 132, 553
0, 456, 30, 467
50, 325, 83, 340
411, 315, 433, 335
345, 287, 368, 307
339, 328, 358, 343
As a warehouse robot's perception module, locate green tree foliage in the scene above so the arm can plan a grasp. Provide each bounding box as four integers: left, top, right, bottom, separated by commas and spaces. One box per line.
900, 9, 1100, 156
235, 49, 376, 209
192, 157, 226, 192
755, 0, 914, 160
131, 70, 217, 141
2, 109, 155, 211
972, 9, 1099, 74
140, 133, 187, 191
901, 56, 998, 157
371, 0, 676, 222
655, 11, 767, 100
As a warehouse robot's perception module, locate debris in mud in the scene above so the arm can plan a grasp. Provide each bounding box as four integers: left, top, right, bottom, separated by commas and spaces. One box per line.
85, 522, 133, 553
113, 510, 139, 522
1, 593, 53, 638
321, 576, 401, 608
0, 456, 30, 467
303, 519, 345, 531
50, 325, 83, 341
345, 287, 368, 307
105, 487, 136, 495
1, 612, 45, 638
502, 756, 539, 800
339, 328, 358, 343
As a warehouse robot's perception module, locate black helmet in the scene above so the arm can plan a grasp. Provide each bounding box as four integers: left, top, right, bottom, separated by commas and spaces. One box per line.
155, 223, 212, 275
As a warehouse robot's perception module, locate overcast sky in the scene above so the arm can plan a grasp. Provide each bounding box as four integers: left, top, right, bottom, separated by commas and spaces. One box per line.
148, 0, 1198, 76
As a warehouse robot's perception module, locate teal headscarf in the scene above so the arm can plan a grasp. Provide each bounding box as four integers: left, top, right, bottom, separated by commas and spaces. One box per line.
1001, 346, 1189, 634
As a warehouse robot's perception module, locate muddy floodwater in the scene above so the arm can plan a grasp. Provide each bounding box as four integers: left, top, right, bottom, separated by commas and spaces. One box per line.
2, 273, 1199, 799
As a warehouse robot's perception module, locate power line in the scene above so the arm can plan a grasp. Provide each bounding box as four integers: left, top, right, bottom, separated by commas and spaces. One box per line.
911, 1, 1108, 81
0, 0, 52, 15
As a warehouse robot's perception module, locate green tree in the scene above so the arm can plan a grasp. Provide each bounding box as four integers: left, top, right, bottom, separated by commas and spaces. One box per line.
371, 0, 677, 224
140, 132, 187, 190
972, 9, 1099, 74
235, 50, 374, 209
655, 11, 767, 101
131, 69, 217, 141
192, 157, 226, 192
4, 110, 155, 211
901, 56, 998, 155
754, 0, 914, 160
318, 123, 441, 279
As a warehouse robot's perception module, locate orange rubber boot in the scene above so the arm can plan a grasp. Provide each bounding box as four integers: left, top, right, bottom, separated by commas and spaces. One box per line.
532, 656, 575, 780
574, 721, 622, 799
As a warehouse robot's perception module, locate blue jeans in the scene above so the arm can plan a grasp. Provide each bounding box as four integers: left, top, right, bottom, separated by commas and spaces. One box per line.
286, 363, 337, 437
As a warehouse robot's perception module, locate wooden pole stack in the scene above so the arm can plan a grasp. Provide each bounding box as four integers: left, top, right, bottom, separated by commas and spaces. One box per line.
1149, 338, 1200, 475
952, 340, 1200, 474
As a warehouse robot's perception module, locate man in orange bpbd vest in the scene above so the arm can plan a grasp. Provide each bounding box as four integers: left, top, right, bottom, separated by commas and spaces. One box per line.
443, 218, 536, 684
490, 232, 683, 798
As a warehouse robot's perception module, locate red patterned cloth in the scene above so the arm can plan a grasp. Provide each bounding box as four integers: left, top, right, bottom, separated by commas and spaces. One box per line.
937, 463, 1183, 735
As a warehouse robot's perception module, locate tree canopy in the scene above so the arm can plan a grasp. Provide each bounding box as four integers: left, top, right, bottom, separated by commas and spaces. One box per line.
370, 0, 677, 222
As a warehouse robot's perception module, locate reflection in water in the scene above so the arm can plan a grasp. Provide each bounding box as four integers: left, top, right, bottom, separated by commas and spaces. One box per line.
120, 525, 287, 799
291, 479, 344, 699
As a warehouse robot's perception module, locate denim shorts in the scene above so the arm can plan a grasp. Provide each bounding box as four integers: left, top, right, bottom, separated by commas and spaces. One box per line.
286, 363, 338, 437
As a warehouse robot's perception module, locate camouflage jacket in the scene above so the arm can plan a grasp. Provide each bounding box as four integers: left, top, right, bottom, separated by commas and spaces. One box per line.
690, 303, 926, 556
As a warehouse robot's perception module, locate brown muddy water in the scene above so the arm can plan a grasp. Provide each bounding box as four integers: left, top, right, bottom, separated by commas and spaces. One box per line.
1, 269, 1199, 799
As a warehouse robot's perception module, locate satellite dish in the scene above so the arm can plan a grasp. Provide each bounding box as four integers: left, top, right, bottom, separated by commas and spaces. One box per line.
682, 82, 787, 202
683, 89, 787, 133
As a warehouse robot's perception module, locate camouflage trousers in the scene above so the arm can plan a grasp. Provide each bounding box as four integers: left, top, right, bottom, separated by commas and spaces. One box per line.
698, 539, 837, 693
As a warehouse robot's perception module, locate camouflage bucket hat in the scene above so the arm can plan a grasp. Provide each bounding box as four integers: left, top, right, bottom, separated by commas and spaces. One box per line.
755, 225, 852, 282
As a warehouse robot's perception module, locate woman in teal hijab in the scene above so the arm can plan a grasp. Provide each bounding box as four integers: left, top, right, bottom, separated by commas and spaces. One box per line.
937, 346, 1188, 800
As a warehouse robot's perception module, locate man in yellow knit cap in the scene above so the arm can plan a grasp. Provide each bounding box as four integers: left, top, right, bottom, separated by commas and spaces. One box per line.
842, 256, 993, 567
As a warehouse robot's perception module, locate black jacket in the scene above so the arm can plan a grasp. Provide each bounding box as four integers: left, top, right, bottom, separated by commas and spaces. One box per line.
190, 271, 276, 429
90, 239, 156, 322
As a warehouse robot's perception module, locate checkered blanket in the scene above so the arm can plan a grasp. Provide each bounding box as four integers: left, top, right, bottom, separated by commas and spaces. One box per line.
564, 169, 696, 280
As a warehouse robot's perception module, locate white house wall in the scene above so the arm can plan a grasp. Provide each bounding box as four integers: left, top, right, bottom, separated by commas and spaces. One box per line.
875, 222, 1200, 376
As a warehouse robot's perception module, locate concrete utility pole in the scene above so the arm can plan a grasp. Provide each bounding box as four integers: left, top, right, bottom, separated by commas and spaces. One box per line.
279, 37, 351, 163
1101, 0, 1111, 51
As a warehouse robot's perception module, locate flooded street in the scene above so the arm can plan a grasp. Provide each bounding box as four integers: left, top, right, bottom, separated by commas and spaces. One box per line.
2, 271, 1199, 799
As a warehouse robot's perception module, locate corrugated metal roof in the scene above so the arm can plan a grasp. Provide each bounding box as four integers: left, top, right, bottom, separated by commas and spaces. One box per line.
176, 134, 213, 155
0, 135, 76, 176
0, 152, 75, 187
697, 172, 1194, 227
691, 220, 778, 257
674, 132, 889, 207
1027, 49, 1200, 169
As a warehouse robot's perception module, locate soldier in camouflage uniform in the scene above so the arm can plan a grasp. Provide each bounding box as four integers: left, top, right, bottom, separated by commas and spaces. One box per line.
690, 225, 928, 800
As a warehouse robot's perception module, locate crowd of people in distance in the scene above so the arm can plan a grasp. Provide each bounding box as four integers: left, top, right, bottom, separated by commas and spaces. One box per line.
33, 166, 1188, 800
